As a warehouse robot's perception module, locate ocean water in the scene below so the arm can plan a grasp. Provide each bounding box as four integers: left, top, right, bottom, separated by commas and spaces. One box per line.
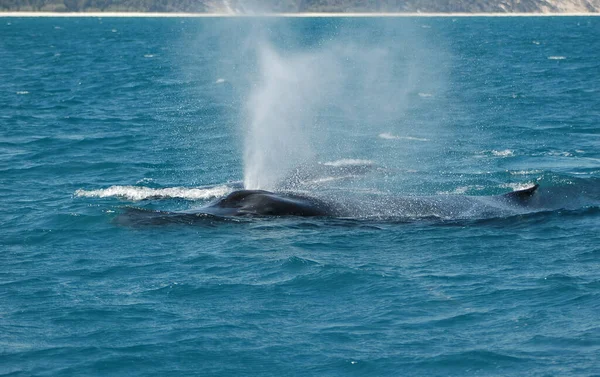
1, 16, 599, 376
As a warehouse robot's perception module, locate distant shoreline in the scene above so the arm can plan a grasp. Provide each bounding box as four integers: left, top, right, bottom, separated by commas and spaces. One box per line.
0, 11, 599, 17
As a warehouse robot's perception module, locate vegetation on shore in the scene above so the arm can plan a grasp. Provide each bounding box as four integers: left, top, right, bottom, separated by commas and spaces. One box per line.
1, 0, 599, 13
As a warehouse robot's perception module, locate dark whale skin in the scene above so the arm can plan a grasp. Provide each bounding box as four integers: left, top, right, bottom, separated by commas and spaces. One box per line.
204, 190, 338, 217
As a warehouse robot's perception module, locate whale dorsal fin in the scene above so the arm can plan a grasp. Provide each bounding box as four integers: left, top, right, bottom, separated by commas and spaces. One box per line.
503, 184, 539, 202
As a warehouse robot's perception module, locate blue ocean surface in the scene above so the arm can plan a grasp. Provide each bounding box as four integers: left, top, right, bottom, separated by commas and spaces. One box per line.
1, 16, 599, 376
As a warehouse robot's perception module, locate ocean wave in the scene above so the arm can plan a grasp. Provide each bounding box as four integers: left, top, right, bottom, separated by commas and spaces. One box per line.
509, 170, 543, 176
322, 159, 375, 167
499, 182, 538, 191
379, 133, 429, 141
281, 256, 320, 270
492, 149, 515, 157
548, 56, 567, 60
305, 175, 358, 184
476, 149, 515, 158
74, 185, 230, 201
436, 185, 485, 195
546, 150, 574, 157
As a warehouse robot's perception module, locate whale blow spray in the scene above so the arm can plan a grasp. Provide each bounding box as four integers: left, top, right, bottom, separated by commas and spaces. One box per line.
240, 20, 446, 191
243, 44, 338, 190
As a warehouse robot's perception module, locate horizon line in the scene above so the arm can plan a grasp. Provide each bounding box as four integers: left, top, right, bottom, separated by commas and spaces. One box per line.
1, 11, 599, 18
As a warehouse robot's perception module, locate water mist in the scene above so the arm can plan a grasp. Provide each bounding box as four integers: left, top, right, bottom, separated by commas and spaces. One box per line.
240, 19, 447, 192
243, 43, 339, 190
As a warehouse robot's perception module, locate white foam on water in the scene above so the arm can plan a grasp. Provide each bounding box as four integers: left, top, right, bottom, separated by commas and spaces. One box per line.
500, 182, 537, 191
548, 56, 566, 60
437, 185, 485, 195
215, 78, 226, 84
322, 159, 375, 167
509, 169, 542, 176
402, 136, 429, 141
547, 150, 573, 157
144, 54, 154, 58
491, 149, 515, 157
306, 175, 357, 184
379, 133, 429, 141
440, 186, 469, 195
378, 132, 398, 140
418, 92, 433, 98
570, 171, 594, 175
75, 185, 231, 201
16, 91, 29, 95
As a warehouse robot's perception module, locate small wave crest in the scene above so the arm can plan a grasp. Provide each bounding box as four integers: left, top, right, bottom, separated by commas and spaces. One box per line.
476, 149, 515, 158
492, 149, 514, 157
436, 185, 486, 195
379, 133, 429, 141
500, 182, 538, 191
322, 159, 375, 167
509, 169, 543, 176
306, 175, 358, 184
75, 185, 230, 201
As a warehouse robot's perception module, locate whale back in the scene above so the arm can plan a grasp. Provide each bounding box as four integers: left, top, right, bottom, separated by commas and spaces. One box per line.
208, 190, 335, 217
116, 184, 547, 225
501, 184, 539, 203
209, 185, 540, 217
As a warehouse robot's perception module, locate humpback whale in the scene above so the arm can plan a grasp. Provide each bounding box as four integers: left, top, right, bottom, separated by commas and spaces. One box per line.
204, 184, 540, 217
115, 184, 542, 226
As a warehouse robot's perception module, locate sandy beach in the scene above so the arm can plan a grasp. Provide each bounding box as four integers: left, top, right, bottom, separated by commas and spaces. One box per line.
0, 11, 598, 17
